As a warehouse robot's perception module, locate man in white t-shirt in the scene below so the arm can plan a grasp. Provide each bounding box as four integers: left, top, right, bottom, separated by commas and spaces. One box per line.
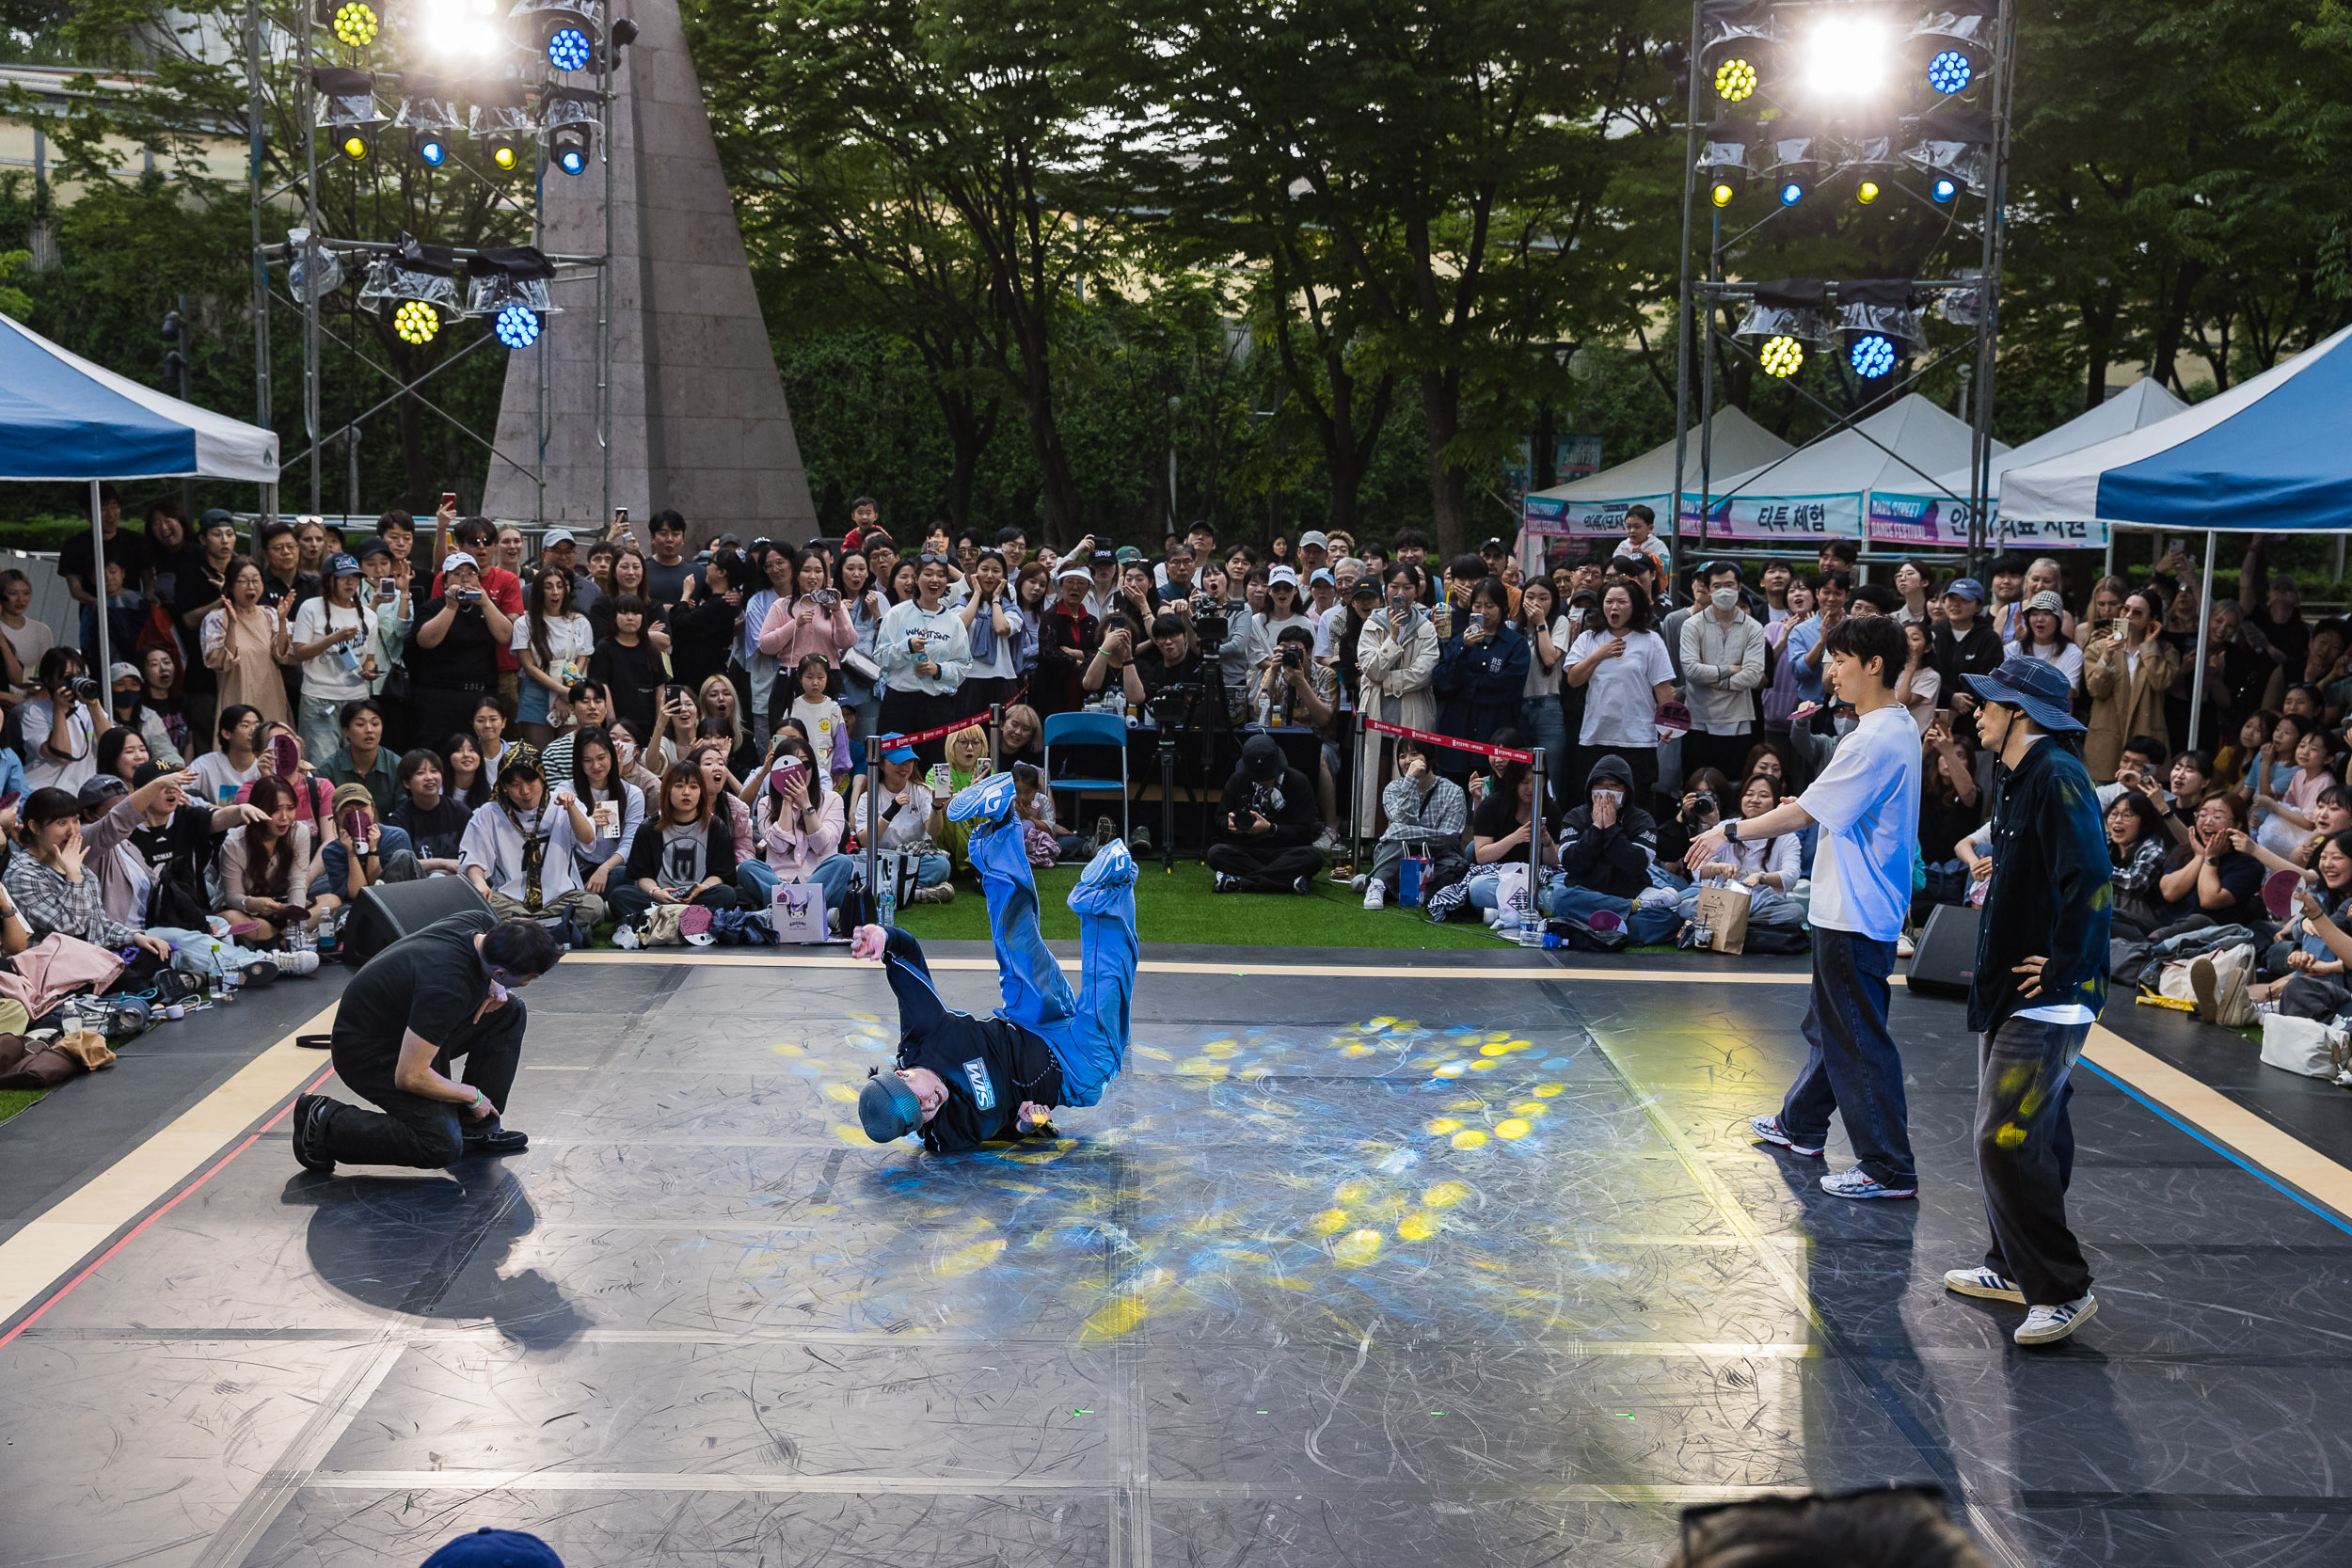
1684, 614, 1923, 1201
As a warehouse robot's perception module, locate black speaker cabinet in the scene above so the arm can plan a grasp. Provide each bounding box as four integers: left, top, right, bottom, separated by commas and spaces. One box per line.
343, 878, 491, 964
1904, 900, 1984, 999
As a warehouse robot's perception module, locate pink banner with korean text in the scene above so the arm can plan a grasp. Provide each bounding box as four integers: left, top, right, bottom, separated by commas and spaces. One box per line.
1677, 492, 1864, 543
1867, 492, 2109, 549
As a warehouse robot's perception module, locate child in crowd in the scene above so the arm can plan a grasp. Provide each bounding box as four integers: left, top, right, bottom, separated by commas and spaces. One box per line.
787, 653, 852, 786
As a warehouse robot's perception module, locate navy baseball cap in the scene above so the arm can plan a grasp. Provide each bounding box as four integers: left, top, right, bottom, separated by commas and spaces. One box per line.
1963, 655, 2086, 733
1945, 577, 1988, 604
326, 552, 361, 578
860, 1069, 923, 1142
419, 1528, 564, 1568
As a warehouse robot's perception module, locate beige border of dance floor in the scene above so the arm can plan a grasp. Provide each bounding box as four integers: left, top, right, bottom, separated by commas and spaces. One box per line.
2, 970, 2344, 1338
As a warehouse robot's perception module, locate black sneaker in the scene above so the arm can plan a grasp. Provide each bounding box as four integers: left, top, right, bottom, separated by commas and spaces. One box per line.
463, 1125, 530, 1157
291, 1093, 336, 1174
1293, 875, 1312, 895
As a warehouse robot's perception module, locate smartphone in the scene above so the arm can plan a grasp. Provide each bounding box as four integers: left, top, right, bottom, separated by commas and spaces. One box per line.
440, 491, 457, 513
340, 806, 373, 842
0, 790, 19, 813
2166, 536, 2187, 556
1931, 707, 1951, 732
269, 733, 299, 779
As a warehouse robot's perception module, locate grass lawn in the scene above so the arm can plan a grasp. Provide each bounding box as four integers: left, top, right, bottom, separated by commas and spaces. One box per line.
0, 1088, 45, 1126
891, 861, 1511, 949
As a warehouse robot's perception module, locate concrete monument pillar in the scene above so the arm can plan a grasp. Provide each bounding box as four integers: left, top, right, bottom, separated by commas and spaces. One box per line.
481, 0, 817, 545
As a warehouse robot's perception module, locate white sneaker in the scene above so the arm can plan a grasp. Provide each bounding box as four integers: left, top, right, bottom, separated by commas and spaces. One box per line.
1349, 874, 1369, 893
2014, 1293, 2097, 1346
269, 949, 320, 977
1313, 827, 1339, 852
1943, 1266, 2026, 1304
1362, 879, 1385, 911
612, 924, 641, 950
1896, 933, 1916, 958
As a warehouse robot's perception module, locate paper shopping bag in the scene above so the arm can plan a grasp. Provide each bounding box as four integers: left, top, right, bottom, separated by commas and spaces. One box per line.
1692, 881, 1752, 955
771, 880, 829, 944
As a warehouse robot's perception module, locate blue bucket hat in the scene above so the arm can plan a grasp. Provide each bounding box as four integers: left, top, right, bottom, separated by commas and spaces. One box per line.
1963, 655, 2085, 733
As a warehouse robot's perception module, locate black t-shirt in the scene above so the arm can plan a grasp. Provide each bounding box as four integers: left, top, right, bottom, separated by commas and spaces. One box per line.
128, 803, 219, 927
332, 909, 498, 1068
57, 526, 149, 595
1472, 788, 1534, 842
389, 794, 472, 861
2208, 849, 2265, 914
405, 595, 501, 689
261, 569, 321, 616
586, 637, 662, 734
644, 557, 694, 610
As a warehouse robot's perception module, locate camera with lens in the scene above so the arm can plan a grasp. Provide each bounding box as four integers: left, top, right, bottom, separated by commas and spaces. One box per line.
1188, 594, 1228, 653
1147, 681, 1204, 732
63, 674, 100, 702
1281, 643, 1304, 670
1680, 789, 1719, 829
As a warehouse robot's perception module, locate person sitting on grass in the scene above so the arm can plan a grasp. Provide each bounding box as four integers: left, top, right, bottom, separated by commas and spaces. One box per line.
845, 736, 953, 903
1206, 733, 1325, 895
1551, 752, 1679, 942
735, 730, 857, 920
217, 774, 333, 949
1359, 736, 1468, 911
611, 760, 741, 935
459, 755, 605, 934
1677, 770, 1805, 939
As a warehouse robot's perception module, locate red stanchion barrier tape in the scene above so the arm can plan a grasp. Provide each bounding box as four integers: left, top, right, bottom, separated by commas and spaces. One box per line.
1362, 717, 1534, 765
882, 708, 1002, 748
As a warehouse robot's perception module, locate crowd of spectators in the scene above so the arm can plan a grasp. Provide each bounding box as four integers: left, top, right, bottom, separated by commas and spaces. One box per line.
12, 487, 2349, 1013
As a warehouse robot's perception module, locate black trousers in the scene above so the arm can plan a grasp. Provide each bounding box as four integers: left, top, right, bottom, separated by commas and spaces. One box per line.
608, 883, 740, 927
1680, 728, 1755, 790
413, 685, 493, 754
320, 998, 528, 1168
1976, 1014, 2091, 1306
879, 689, 963, 763
1206, 841, 1325, 891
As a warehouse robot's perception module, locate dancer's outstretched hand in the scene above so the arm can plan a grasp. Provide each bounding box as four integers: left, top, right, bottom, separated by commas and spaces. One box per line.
850, 923, 888, 961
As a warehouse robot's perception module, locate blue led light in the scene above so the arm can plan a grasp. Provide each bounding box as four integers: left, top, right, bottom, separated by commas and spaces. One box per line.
416, 135, 447, 167
1927, 50, 1974, 95
494, 303, 541, 350
1779, 181, 1804, 207
547, 24, 593, 71
557, 143, 588, 175
1849, 334, 1897, 378
1931, 176, 1960, 203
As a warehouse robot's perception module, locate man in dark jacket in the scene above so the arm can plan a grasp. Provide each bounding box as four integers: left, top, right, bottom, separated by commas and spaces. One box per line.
1206, 733, 1324, 893
1945, 656, 2112, 1348
1549, 752, 1680, 941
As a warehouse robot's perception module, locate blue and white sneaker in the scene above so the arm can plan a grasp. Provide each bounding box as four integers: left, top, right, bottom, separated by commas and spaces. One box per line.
1750, 1115, 1824, 1158
1070, 838, 1137, 916
1943, 1266, 2026, 1304
2014, 1293, 2097, 1346
1819, 1165, 1917, 1200
947, 769, 1020, 828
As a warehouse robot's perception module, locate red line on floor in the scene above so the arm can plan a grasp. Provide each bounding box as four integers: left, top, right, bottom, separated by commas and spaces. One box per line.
0, 1066, 336, 1350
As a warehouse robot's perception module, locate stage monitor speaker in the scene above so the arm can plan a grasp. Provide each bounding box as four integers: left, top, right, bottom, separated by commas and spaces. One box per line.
342, 878, 492, 964
1904, 900, 1983, 999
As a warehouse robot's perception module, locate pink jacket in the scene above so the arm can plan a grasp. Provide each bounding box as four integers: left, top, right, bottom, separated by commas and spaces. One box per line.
756, 788, 845, 879
0, 933, 126, 1018
757, 596, 856, 666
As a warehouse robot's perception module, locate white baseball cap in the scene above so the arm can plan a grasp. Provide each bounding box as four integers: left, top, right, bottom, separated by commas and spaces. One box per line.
1267, 565, 1301, 589
441, 550, 480, 573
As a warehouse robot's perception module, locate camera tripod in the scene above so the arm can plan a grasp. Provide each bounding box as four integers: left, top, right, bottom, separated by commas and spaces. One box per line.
1147, 658, 1232, 873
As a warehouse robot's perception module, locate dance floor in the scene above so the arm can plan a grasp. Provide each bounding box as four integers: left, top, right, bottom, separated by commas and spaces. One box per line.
4, 947, 2350, 1567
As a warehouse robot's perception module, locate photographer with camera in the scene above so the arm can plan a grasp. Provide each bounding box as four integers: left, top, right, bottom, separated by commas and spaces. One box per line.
407, 550, 514, 751
1657, 766, 1733, 868
1207, 733, 1325, 895
22, 647, 110, 792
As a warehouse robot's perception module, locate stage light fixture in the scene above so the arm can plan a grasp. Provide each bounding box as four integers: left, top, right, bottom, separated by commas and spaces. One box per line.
392, 299, 440, 343
1849, 333, 1897, 378
409, 128, 450, 166
1711, 181, 1736, 207
339, 125, 374, 162
1778, 180, 1804, 207
485, 133, 521, 171
1759, 336, 1804, 377
1931, 176, 1959, 202
321, 0, 378, 46
493, 302, 541, 349
1927, 50, 1973, 95
1857, 181, 1881, 205
547, 22, 593, 70
550, 124, 590, 174
1803, 15, 1888, 98
1714, 58, 1756, 103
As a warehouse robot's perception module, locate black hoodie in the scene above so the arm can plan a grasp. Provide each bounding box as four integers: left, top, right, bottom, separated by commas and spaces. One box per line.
1556, 752, 1660, 899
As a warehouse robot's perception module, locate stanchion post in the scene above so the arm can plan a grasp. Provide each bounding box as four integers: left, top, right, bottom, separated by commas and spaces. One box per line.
1351, 708, 1367, 876
1527, 747, 1545, 935
863, 749, 881, 922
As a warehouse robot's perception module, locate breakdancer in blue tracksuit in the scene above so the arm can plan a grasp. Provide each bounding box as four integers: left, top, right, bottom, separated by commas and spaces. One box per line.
855, 769, 1138, 1153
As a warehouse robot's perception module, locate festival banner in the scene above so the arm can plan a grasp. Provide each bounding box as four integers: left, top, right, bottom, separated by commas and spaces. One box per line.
1522, 491, 1668, 538
1867, 492, 2109, 549
1676, 491, 1865, 543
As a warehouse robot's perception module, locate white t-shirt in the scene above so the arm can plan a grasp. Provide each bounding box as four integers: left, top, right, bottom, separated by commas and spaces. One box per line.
1523, 615, 1574, 699
511, 611, 596, 689
1795, 705, 1923, 942
191, 749, 262, 805
1566, 628, 1676, 749
2006, 638, 2084, 692
853, 780, 936, 850
290, 595, 381, 705
2, 616, 54, 690
20, 698, 97, 790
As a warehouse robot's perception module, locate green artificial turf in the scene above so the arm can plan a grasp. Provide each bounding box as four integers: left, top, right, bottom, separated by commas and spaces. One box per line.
0, 1088, 45, 1125
889, 862, 1513, 949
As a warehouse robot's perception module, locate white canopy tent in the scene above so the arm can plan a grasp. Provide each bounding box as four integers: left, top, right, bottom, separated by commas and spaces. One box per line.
1690, 393, 2006, 548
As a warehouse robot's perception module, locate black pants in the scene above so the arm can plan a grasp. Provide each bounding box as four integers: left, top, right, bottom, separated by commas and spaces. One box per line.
1681, 729, 1755, 790
880, 689, 962, 763
1206, 841, 1325, 891
1976, 1014, 2090, 1306
960, 676, 1019, 723
319, 998, 528, 1168
608, 883, 740, 927
413, 685, 493, 754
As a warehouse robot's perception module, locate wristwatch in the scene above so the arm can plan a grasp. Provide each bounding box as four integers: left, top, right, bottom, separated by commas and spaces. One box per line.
1724, 818, 1740, 843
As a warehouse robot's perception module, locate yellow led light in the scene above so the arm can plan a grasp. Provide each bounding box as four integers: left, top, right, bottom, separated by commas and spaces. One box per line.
340, 132, 369, 162
1759, 335, 1804, 378
331, 0, 378, 45
392, 299, 440, 344
1711, 182, 1735, 208
1714, 58, 1757, 103
1858, 180, 1882, 205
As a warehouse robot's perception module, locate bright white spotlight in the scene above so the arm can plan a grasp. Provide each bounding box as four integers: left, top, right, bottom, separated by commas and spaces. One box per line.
1804, 16, 1889, 98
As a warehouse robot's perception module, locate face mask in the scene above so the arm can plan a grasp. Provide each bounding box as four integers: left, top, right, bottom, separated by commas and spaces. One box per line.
1710, 588, 1739, 611
1593, 788, 1624, 810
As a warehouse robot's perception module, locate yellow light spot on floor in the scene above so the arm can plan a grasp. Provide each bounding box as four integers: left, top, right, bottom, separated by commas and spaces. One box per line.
1081, 1295, 1148, 1340
1446, 1097, 1487, 1112
1202, 1040, 1239, 1058
1425, 1117, 1463, 1136
1267, 1275, 1313, 1291
1136, 1045, 1175, 1061
1369, 1016, 1397, 1028
1332, 1228, 1383, 1265
1334, 1179, 1373, 1203
1177, 1057, 1231, 1081
1306, 1208, 1350, 1236
846, 1011, 880, 1022
1451, 1129, 1489, 1150
1397, 1211, 1439, 1242
1511, 1101, 1549, 1117
832, 1123, 868, 1146
1422, 1180, 1471, 1206
1468, 1058, 1501, 1072
1494, 1118, 1533, 1141
771, 1042, 803, 1055
932, 1236, 1007, 1276
1239, 1065, 1273, 1081
1533, 1083, 1565, 1098
1342, 1042, 1375, 1057
821, 1083, 858, 1103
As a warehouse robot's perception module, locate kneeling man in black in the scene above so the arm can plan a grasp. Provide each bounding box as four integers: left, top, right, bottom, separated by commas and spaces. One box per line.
290, 911, 562, 1173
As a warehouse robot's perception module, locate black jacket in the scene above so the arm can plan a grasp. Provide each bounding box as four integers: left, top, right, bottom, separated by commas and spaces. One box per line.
1218, 761, 1321, 847
1969, 736, 2112, 1032
1557, 755, 1659, 900
883, 927, 1060, 1152
1931, 620, 2004, 692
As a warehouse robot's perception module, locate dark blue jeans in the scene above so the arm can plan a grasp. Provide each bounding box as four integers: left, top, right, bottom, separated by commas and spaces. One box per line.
1976, 1014, 2090, 1306
1779, 927, 1915, 1187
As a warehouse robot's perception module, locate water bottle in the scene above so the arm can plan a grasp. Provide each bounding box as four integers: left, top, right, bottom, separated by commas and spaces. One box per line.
877, 874, 897, 932
1511, 925, 1563, 949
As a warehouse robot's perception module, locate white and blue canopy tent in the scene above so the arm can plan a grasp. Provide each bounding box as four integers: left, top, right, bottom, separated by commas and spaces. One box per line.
2002, 321, 2352, 744
0, 313, 279, 686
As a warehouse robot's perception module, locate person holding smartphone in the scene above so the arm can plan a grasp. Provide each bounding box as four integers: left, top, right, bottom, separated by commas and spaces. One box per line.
406, 550, 513, 748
